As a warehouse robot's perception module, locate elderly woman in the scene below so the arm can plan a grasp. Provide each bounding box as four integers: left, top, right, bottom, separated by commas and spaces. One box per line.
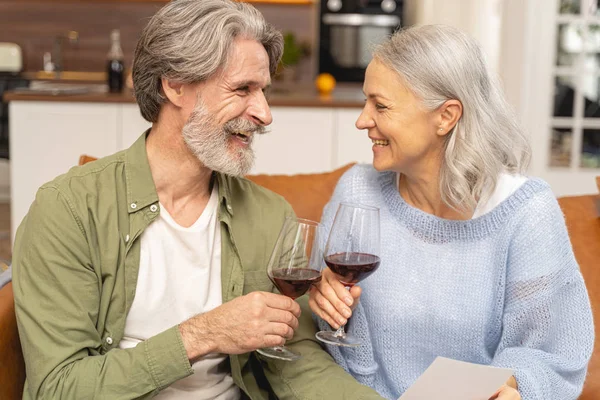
309, 25, 594, 400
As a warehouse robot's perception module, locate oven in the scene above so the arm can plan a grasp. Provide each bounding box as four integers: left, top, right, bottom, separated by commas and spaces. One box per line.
318, 0, 403, 82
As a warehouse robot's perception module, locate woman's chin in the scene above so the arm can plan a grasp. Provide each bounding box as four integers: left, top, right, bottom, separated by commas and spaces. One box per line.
372, 159, 390, 172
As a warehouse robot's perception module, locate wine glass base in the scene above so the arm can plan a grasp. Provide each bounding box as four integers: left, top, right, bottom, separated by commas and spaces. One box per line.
256, 346, 301, 361
315, 330, 361, 347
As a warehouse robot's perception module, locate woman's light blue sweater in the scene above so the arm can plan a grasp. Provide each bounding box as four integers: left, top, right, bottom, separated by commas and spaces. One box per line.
316, 165, 594, 400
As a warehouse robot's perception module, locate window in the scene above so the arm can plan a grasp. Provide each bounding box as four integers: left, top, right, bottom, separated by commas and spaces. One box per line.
552, 0, 600, 169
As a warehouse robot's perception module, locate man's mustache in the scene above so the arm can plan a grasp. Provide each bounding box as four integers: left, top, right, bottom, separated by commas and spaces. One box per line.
223, 118, 266, 136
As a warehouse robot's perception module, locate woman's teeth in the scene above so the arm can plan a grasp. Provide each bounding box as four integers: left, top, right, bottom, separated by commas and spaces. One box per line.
372, 139, 389, 146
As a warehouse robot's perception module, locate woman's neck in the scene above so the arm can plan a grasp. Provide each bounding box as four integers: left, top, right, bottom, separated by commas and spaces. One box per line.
398, 172, 473, 220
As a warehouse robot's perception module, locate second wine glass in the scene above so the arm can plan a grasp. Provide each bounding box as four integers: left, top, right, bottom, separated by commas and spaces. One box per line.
257, 217, 324, 361
315, 202, 380, 347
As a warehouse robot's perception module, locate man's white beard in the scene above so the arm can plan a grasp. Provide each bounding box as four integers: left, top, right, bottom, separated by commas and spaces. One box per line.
182, 101, 265, 177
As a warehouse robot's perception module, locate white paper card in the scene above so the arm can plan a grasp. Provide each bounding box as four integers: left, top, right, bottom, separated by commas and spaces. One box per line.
398, 357, 514, 400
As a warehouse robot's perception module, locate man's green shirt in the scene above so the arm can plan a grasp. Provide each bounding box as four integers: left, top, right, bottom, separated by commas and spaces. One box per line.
12, 133, 382, 400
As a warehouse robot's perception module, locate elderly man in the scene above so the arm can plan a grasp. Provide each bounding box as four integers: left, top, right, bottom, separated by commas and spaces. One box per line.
11, 0, 384, 399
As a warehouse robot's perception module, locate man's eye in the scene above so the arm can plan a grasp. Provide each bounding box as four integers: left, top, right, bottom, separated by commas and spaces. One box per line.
375, 103, 387, 110
237, 86, 250, 93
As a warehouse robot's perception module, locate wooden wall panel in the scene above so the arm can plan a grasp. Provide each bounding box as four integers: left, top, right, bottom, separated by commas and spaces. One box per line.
0, 2, 162, 72
0, 1, 316, 80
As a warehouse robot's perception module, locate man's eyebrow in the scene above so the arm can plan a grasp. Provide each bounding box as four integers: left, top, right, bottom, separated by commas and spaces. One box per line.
232, 80, 270, 90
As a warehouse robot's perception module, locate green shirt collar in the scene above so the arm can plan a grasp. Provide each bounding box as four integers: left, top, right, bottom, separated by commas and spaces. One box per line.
124, 130, 234, 216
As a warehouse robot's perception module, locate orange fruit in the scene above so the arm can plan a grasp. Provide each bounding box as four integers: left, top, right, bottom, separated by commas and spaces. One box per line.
315, 73, 336, 95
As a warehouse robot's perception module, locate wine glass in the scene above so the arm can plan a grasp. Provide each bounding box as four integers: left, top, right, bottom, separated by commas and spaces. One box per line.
257, 217, 325, 361
315, 202, 380, 347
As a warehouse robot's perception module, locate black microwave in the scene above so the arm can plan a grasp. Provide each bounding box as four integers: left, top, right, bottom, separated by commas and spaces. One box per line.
318, 0, 403, 82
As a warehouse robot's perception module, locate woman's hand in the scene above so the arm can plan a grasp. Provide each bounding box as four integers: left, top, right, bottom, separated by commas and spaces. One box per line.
308, 267, 362, 329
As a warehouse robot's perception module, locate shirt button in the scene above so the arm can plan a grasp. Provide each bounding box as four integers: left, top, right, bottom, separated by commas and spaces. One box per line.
130, 203, 137, 210
227, 204, 232, 211
150, 204, 158, 212
125, 234, 130, 243
105, 337, 113, 345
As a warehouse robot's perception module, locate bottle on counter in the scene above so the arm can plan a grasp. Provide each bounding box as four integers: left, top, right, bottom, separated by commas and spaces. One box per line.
107, 29, 124, 93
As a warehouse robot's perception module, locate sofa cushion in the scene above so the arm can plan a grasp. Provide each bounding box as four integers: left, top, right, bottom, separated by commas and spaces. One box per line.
0, 282, 26, 400
246, 164, 355, 222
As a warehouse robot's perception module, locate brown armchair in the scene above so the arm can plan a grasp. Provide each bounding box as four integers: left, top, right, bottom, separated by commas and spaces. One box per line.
0, 282, 26, 399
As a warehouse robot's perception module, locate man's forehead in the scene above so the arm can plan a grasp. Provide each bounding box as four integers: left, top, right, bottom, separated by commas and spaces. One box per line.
225, 39, 270, 72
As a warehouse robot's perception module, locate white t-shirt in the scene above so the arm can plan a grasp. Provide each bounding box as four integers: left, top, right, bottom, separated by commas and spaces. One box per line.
119, 184, 240, 400
471, 173, 528, 218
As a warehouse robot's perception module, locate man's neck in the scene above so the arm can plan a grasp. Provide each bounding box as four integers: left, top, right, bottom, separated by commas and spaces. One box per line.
146, 124, 214, 227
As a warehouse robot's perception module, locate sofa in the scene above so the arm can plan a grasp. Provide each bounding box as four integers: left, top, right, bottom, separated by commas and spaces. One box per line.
0, 163, 598, 399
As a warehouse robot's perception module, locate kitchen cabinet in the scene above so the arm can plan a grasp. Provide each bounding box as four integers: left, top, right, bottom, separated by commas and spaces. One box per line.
9, 101, 119, 241
120, 104, 151, 149
8, 101, 364, 240
253, 107, 335, 174
334, 108, 372, 168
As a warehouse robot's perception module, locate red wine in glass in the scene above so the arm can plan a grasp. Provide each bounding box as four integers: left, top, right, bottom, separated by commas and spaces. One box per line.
270, 268, 322, 299
324, 252, 380, 287
257, 217, 324, 361
315, 203, 380, 347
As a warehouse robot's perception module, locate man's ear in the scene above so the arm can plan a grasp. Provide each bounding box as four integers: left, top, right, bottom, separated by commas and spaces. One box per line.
161, 77, 186, 108
437, 99, 463, 137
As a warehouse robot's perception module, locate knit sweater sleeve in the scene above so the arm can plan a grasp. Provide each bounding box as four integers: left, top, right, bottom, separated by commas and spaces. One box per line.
490, 188, 594, 400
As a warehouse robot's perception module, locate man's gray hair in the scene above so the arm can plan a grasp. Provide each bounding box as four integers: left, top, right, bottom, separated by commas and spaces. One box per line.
374, 25, 531, 211
132, 0, 283, 123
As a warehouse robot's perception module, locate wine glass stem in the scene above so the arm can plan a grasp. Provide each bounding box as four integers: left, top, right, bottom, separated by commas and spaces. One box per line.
333, 325, 347, 338
333, 285, 351, 338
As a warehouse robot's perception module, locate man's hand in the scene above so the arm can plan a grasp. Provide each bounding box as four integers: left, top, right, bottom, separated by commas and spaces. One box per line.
179, 291, 301, 361
308, 267, 362, 329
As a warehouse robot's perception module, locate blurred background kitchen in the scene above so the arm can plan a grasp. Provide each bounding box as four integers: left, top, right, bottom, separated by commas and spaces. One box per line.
0, 0, 598, 257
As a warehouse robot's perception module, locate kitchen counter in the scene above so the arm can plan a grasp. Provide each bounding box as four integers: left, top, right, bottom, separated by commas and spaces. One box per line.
3, 83, 365, 108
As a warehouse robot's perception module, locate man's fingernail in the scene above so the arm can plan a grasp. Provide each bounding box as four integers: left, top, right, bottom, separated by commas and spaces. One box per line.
344, 297, 353, 306
342, 309, 351, 318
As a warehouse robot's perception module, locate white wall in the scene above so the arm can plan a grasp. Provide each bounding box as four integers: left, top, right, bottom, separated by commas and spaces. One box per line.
404, 0, 504, 72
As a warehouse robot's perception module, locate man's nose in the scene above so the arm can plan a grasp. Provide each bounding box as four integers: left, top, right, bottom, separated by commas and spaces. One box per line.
248, 90, 273, 126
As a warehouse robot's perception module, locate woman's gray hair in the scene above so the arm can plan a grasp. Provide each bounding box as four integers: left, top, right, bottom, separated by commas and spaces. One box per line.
374, 25, 531, 211
132, 0, 283, 123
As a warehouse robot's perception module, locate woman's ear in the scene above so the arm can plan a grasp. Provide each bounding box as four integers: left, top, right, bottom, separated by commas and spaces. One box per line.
161, 77, 186, 108
437, 99, 463, 136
